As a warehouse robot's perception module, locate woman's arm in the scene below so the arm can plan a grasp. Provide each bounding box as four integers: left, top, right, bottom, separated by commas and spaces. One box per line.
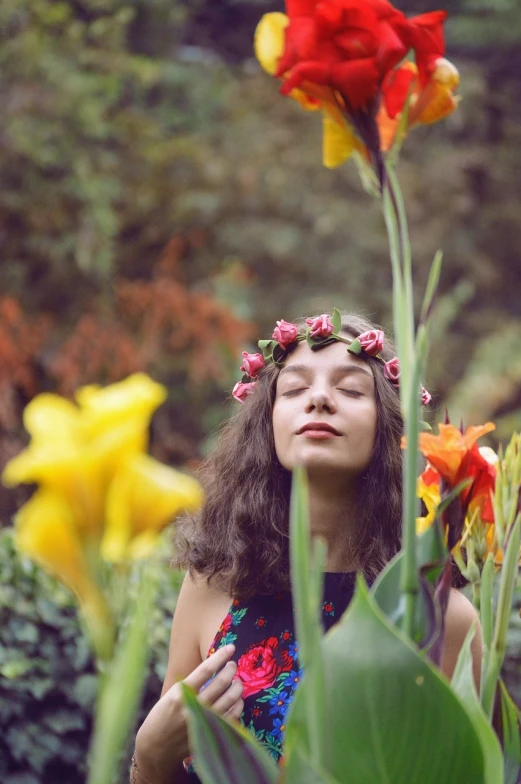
132, 572, 242, 784
441, 587, 483, 691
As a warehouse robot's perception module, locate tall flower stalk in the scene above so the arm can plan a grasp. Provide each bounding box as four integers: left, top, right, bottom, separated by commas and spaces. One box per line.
254, 0, 459, 643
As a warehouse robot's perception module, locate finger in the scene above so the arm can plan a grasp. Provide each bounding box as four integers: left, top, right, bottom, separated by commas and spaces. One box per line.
197, 661, 237, 704
211, 679, 244, 715
184, 645, 235, 692
224, 698, 244, 722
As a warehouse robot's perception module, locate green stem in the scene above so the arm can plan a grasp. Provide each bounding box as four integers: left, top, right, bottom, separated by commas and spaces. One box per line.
471, 581, 481, 612
381, 164, 421, 641
481, 516, 520, 719
479, 552, 495, 694
387, 165, 414, 362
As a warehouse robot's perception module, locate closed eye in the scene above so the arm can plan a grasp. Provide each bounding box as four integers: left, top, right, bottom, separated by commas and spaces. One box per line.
282, 388, 307, 397
339, 389, 363, 397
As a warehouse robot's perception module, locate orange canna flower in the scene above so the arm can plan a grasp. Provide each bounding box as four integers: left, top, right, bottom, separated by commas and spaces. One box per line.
417, 422, 496, 523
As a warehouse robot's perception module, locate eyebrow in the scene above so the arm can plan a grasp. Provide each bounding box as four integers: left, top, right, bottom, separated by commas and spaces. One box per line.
278, 363, 374, 380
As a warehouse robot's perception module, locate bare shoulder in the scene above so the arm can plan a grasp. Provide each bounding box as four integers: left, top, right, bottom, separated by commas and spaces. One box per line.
161, 570, 231, 696
441, 588, 482, 688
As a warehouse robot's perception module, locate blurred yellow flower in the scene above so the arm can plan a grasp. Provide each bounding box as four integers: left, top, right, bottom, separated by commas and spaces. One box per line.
2, 373, 204, 658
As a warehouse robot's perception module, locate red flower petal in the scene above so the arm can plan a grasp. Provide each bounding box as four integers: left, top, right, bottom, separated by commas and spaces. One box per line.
383, 64, 417, 118
376, 20, 409, 76
331, 58, 380, 110
286, 0, 318, 19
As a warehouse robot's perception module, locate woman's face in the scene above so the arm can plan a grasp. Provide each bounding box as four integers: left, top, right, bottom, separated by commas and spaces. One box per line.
272, 338, 377, 481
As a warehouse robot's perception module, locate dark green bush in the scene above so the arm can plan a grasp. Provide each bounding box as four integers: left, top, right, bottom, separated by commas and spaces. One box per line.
0, 528, 182, 783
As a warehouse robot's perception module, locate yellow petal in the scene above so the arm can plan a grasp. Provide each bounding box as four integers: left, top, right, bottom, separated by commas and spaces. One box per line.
2, 443, 106, 537
322, 115, 358, 169
410, 59, 461, 127
23, 393, 82, 443
102, 454, 203, 561
289, 88, 321, 112
254, 12, 289, 75
77, 373, 167, 442
15, 489, 111, 627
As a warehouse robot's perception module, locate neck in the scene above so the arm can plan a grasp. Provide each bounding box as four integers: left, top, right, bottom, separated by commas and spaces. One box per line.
307, 474, 360, 572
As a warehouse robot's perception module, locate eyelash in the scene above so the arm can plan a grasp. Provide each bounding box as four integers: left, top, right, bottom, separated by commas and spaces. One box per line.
282, 388, 363, 398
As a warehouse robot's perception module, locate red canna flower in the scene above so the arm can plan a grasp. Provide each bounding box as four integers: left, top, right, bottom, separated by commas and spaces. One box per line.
255, 0, 459, 175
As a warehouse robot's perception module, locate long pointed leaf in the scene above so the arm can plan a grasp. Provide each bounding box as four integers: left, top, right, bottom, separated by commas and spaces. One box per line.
181, 684, 278, 784
286, 576, 485, 784
451, 622, 504, 784
288, 467, 327, 770
499, 679, 521, 784
87, 564, 158, 784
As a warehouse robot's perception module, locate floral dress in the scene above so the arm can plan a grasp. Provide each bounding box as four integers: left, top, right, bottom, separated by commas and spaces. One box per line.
185, 571, 357, 780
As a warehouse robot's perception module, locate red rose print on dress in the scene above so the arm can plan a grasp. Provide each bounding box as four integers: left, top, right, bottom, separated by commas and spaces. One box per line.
218, 613, 233, 636
235, 636, 293, 699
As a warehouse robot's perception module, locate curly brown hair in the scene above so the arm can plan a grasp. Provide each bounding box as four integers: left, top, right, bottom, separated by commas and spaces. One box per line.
173, 313, 404, 600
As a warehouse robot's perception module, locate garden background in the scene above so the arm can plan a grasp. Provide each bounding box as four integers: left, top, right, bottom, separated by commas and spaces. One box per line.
1, 0, 521, 781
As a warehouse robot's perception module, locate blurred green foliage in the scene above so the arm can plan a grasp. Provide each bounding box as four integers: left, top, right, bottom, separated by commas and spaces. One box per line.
0, 528, 182, 782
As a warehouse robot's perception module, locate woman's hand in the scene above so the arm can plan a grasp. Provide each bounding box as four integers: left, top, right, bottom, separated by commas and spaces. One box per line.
134, 644, 243, 783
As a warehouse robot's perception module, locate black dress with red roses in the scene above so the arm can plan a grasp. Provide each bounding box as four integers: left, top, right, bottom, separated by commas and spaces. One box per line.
184, 571, 357, 779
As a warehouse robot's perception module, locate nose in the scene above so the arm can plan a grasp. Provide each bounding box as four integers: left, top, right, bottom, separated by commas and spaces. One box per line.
305, 385, 337, 414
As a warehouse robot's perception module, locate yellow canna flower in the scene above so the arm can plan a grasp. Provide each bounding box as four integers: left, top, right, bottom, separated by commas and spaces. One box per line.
15, 488, 114, 659
416, 471, 441, 534
2, 373, 169, 540
102, 453, 204, 561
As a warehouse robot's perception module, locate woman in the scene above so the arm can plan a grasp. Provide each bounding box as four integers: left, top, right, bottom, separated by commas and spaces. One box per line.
131, 313, 482, 784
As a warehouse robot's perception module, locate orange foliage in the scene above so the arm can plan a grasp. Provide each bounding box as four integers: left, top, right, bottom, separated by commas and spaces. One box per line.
0, 297, 52, 432
0, 233, 253, 506
50, 316, 144, 397
115, 235, 253, 384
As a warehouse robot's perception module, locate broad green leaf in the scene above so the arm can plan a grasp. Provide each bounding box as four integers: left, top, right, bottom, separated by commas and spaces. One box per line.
371, 549, 439, 649
330, 308, 341, 333
87, 564, 158, 784
499, 679, 521, 784
288, 467, 327, 771
180, 683, 278, 784
285, 576, 485, 784
416, 520, 446, 569
284, 742, 342, 784
451, 622, 504, 784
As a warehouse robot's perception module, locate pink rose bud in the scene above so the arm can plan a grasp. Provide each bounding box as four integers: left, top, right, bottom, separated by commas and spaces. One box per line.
232, 381, 256, 403
272, 319, 299, 350
240, 352, 266, 378
383, 357, 400, 387
421, 386, 432, 406
358, 330, 384, 356
306, 314, 334, 339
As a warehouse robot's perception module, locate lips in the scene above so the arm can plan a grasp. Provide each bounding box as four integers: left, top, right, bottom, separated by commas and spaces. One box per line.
297, 422, 341, 435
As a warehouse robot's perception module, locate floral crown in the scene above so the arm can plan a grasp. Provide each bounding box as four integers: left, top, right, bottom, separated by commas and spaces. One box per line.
233, 309, 431, 406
